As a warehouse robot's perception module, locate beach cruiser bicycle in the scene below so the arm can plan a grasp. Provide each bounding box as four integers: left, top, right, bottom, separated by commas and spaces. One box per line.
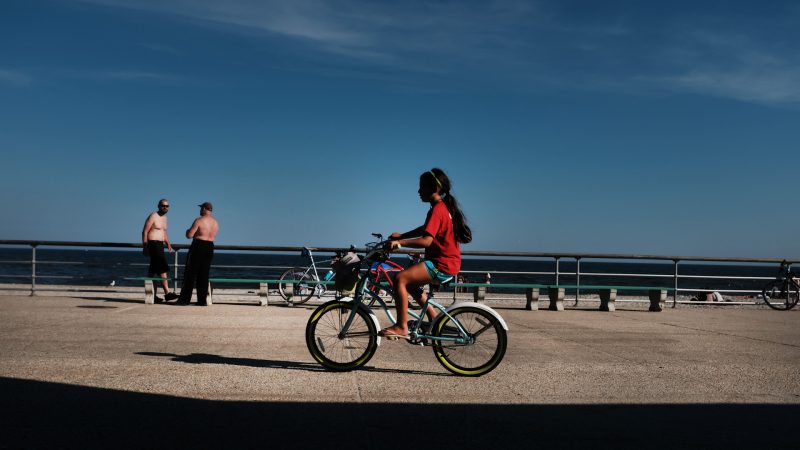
761, 260, 799, 311
305, 237, 509, 376
278, 247, 339, 305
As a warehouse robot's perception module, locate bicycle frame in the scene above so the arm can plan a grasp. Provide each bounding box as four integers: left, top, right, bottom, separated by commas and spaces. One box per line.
367, 259, 404, 293
779, 262, 796, 281
338, 264, 469, 344
771, 262, 800, 290
298, 247, 335, 297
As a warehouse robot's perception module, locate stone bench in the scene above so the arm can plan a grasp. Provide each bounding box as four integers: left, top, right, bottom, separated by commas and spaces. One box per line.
453, 283, 547, 310
453, 282, 671, 312
207, 278, 336, 306
131, 277, 338, 306
206, 278, 280, 306
550, 285, 671, 312
124, 277, 173, 305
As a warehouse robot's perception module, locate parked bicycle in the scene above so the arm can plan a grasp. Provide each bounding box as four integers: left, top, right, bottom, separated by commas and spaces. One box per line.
278, 247, 338, 305
761, 260, 799, 310
305, 237, 508, 376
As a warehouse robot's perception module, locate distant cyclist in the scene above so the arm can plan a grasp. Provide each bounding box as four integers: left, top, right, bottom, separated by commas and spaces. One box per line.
381, 168, 471, 339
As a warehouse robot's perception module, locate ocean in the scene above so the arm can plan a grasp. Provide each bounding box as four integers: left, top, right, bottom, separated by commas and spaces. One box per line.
0, 248, 780, 297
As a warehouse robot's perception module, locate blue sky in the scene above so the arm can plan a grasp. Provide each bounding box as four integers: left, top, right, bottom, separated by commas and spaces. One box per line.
1, 0, 798, 258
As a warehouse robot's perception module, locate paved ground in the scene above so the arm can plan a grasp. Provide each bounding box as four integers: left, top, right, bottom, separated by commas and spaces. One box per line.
1, 294, 798, 449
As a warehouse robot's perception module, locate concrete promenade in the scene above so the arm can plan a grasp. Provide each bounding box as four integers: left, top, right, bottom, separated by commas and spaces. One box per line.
1, 294, 798, 449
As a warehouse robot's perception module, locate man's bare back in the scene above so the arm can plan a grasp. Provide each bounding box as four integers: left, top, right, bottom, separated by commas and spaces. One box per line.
186, 203, 218, 241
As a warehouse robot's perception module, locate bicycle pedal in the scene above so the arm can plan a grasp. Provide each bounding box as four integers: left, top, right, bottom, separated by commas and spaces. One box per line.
406, 336, 428, 346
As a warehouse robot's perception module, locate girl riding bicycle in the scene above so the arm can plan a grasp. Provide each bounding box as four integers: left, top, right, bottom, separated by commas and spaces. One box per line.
380, 168, 471, 339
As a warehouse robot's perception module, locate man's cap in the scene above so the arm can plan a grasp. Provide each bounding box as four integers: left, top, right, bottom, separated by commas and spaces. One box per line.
198, 202, 213, 211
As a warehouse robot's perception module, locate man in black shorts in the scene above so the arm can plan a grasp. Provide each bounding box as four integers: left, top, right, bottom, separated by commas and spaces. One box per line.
142, 199, 178, 302
177, 202, 219, 306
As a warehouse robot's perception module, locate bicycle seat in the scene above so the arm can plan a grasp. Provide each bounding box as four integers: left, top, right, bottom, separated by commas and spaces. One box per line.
432, 277, 455, 288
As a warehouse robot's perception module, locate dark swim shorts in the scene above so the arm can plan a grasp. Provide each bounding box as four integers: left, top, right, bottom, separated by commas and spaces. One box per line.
147, 240, 169, 275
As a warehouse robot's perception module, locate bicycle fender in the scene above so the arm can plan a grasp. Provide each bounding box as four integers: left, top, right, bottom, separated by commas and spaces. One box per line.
340, 298, 383, 346
445, 302, 509, 331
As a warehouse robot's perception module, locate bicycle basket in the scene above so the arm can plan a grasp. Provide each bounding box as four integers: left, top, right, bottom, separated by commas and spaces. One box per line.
333, 251, 360, 294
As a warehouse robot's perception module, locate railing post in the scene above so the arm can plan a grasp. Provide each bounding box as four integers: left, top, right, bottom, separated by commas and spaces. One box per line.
673, 259, 679, 308
554, 257, 560, 285
30, 245, 37, 297
174, 250, 179, 291
575, 257, 581, 306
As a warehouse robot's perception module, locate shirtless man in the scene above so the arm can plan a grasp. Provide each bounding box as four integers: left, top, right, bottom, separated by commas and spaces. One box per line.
141, 199, 178, 302
176, 202, 219, 306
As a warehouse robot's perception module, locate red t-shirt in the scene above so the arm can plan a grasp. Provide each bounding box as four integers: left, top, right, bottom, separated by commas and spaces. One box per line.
423, 201, 461, 275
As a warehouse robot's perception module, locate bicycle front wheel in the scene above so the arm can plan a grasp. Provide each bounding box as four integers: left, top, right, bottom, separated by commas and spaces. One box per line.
278, 268, 316, 305
762, 280, 800, 310
431, 306, 507, 376
306, 300, 378, 371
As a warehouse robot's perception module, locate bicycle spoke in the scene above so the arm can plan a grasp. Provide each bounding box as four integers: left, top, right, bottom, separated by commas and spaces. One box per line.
432, 307, 507, 376
306, 301, 377, 370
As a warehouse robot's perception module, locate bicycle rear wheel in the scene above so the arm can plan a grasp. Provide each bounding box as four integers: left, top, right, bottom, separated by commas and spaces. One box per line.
306, 300, 378, 371
431, 306, 507, 376
278, 268, 316, 305
762, 279, 800, 310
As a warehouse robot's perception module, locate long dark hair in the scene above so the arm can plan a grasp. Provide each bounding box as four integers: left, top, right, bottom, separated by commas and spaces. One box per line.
420, 168, 472, 244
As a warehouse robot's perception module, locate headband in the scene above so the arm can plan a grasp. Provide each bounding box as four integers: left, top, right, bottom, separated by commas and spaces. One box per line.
429, 171, 442, 188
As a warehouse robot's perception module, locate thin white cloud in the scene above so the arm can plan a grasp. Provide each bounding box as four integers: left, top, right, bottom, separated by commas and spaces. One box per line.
74, 1, 800, 106
80, 0, 373, 46
77, 0, 546, 68
652, 30, 800, 105
662, 68, 800, 104
0, 69, 33, 86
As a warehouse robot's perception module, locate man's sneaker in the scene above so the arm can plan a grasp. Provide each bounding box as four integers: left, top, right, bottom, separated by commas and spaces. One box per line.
154, 296, 164, 303
164, 292, 179, 301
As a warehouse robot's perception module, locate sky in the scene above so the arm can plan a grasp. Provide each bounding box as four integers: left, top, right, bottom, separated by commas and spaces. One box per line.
1, 0, 798, 258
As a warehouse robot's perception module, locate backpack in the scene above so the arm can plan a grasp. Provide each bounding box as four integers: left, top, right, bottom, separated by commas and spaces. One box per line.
459, 224, 473, 244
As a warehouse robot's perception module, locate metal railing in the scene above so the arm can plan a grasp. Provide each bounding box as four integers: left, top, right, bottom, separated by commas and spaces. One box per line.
0, 240, 795, 307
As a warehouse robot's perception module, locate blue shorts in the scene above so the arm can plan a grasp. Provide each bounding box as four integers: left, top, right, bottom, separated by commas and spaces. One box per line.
423, 260, 455, 284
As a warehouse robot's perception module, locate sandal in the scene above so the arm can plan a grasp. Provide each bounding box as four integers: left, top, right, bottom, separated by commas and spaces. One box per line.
378, 327, 409, 340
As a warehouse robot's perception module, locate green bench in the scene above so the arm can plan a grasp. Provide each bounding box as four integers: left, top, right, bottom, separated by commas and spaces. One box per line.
129, 277, 337, 306
206, 278, 336, 306
545, 285, 673, 312
452, 283, 673, 312
124, 277, 172, 305
205, 278, 280, 306
453, 283, 547, 310
131, 276, 670, 311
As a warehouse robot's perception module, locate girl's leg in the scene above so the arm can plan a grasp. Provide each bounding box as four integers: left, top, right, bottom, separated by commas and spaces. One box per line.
408, 285, 437, 321
382, 262, 433, 335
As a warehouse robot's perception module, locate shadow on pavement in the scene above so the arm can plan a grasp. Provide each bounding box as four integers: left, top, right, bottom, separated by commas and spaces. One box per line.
136, 352, 448, 376
77, 296, 142, 305
1, 377, 795, 449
